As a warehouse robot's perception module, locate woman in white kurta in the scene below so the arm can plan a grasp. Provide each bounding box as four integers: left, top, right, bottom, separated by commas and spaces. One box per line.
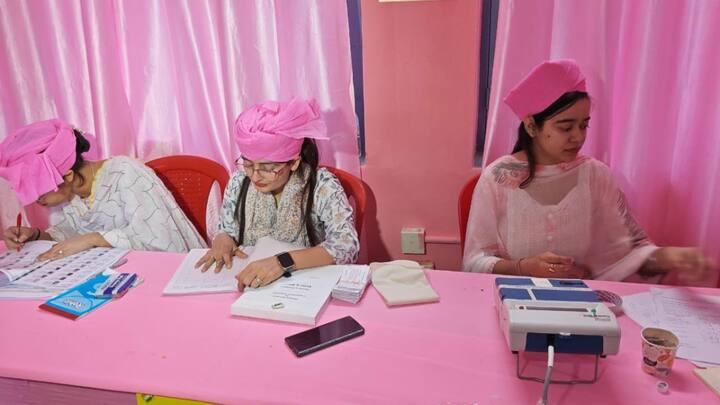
1, 119, 205, 260
462, 60, 712, 282
45, 156, 206, 252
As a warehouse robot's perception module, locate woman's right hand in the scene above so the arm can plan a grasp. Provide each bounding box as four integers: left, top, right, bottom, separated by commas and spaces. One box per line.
194, 233, 247, 273
3, 226, 38, 250
520, 251, 581, 278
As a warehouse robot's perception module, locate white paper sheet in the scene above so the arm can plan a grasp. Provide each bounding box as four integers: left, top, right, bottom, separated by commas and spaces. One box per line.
621, 292, 660, 327
162, 247, 254, 295
622, 288, 720, 365
0, 241, 57, 282
163, 236, 302, 295
651, 288, 720, 364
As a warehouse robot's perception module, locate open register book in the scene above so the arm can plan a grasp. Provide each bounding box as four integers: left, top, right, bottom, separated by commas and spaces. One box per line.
0, 241, 128, 300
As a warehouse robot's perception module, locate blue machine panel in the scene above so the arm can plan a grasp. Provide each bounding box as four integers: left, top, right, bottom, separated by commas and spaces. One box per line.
525, 333, 603, 354
499, 288, 532, 301
495, 277, 534, 286
532, 289, 599, 302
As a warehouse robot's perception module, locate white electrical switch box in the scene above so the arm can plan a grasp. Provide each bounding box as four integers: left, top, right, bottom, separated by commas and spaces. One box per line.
401, 227, 425, 254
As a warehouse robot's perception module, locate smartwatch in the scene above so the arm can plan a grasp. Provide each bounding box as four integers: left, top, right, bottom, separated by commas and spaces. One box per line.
275, 252, 295, 278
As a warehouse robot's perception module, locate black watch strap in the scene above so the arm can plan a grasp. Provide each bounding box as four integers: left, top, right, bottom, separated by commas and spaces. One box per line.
275, 252, 295, 277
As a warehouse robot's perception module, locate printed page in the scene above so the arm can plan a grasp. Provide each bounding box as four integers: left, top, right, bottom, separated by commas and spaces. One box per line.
651, 288, 720, 364
11, 247, 128, 290
621, 291, 660, 328
163, 247, 254, 295
0, 241, 57, 281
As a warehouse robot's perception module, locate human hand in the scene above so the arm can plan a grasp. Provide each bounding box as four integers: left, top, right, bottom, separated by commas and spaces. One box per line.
36, 234, 95, 261
653, 247, 714, 283
194, 233, 247, 273
520, 251, 582, 278
235, 256, 284, 291
3, 226, 38, 250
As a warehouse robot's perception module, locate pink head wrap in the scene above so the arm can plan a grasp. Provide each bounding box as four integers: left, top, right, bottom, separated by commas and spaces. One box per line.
503, 59, 587, 119
0, 119, 77, 205
233, 98, 328, 162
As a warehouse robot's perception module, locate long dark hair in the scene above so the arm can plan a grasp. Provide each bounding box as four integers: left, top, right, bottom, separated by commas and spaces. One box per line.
70, 129, 91, 185
296, 138, 320, 246
512, 91, 589, 188
236, 138, 321, 246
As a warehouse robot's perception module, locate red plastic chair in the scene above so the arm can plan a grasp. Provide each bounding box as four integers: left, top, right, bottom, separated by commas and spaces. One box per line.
458, 172, 481, 253
146, 155, 229, 241
323, 166, 367, 239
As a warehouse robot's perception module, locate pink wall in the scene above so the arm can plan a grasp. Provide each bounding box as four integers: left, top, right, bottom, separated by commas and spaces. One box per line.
359, 0, 481, 270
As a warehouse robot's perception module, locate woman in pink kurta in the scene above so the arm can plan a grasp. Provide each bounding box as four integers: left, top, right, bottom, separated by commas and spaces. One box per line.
463, 60, 712, 282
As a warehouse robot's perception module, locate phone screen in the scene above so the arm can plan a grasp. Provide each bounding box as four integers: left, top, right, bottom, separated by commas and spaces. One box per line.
285, 316, 364, 357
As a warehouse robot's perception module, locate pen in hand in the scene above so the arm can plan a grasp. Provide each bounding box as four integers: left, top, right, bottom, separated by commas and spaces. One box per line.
15, 213, 22, 252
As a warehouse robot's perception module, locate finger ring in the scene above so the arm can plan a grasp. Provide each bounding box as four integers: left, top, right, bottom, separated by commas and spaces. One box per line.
58, 250, 64, 255
253, 277, 262, 286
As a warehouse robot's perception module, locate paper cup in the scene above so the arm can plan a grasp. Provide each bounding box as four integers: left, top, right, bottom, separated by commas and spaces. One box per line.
641, 327, 679, 377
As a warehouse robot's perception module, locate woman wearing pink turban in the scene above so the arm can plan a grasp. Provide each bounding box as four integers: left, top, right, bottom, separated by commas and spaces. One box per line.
0, 119, 206, 259
195, 98, 359, 290
462, 60, 713, 283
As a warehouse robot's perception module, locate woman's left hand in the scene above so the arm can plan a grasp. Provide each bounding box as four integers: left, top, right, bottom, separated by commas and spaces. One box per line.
235, 256, 284, 291
37, 234, 96, 261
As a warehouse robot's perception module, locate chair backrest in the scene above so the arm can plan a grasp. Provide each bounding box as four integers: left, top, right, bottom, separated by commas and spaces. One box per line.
458, 172, 481, 253
322, 166, 367, 239
146, 155, 230, 241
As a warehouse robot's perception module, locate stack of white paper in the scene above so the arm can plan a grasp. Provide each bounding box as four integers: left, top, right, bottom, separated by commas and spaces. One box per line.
622, 287, 720, 365
332, 265, 371, 304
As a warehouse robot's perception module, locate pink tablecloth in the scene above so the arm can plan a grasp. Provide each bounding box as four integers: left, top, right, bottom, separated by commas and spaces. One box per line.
0, 249, 718, 404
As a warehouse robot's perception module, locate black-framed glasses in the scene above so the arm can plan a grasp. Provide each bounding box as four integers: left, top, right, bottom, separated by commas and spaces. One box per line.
235, 157, 290, 180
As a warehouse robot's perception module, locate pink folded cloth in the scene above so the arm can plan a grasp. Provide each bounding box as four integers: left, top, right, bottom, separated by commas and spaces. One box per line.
0, 118, 77, 205
233, 97, 329, 162
503, 59, 587, 119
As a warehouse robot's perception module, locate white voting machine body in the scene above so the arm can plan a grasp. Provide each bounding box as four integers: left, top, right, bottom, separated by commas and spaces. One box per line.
494, 277, 620, 356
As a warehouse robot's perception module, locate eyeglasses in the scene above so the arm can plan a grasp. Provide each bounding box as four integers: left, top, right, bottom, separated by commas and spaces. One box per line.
236, 158, 290, 180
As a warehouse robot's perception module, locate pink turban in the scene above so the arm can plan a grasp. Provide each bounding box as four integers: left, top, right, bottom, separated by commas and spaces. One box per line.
504, 59, 587, 119
233, 98, 328, 162
0, 119, 77, 205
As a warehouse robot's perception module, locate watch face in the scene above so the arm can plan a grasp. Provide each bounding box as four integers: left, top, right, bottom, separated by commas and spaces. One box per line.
277, 252, 295, 269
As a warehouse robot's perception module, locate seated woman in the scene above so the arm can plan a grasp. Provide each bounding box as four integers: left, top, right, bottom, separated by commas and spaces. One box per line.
195, 98, 359, 290
0, 119, 206, 259
462, 60, 712, 282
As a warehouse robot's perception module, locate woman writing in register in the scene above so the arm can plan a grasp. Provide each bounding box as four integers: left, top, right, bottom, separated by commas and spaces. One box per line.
462, 59, 712, 282
0, 119, 206, 259
195, 98, 359, 290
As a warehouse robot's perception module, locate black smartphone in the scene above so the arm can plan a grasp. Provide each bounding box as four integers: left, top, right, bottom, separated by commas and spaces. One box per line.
285, 316, 364, 357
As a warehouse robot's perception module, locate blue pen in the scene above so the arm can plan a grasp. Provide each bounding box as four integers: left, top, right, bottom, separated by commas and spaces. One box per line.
112, 273, 137, 297
93, 273, 138, 298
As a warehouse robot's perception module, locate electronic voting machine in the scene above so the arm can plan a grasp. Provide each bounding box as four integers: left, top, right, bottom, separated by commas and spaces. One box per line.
494, 277, 620, 356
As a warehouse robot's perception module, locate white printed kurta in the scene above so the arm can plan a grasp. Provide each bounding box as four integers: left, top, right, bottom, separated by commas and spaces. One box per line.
462, 155, 658, 281
47, 156, 206, 252
219, 167, 359, 264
